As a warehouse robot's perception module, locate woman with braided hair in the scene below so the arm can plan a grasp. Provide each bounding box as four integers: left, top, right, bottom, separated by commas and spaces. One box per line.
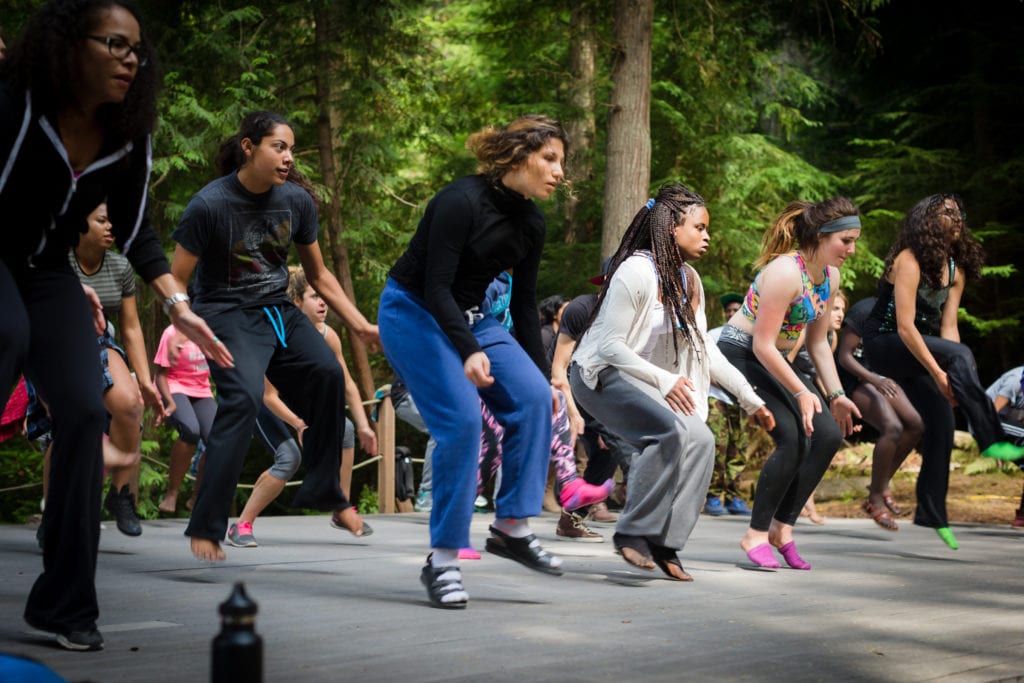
570, 183, 773, 581
718, 197, 862, 570
862, 194, 1023, 550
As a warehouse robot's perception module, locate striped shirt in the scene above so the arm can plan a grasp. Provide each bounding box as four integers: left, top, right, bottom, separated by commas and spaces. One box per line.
69, 249, 137, 326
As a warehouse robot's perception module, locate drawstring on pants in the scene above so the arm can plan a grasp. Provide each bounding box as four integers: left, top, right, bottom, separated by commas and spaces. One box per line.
262, 306, 288, 348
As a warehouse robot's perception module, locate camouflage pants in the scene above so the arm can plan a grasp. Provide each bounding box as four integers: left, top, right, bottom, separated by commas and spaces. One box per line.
706, 398, 748, 499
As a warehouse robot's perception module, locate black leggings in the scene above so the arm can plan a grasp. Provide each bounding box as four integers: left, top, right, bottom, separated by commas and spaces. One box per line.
1, 260, 107, 633
719, 340, 842, 532
864, 332, 1005, 527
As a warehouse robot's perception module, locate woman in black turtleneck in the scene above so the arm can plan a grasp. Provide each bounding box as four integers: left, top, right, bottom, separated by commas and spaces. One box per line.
379, 115, 568, 609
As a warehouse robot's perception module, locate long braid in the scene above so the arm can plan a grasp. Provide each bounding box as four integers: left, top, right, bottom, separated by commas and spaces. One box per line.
579, 183, 706, 360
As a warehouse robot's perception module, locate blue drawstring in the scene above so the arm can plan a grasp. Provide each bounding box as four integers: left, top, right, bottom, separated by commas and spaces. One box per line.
262, 306, 288, 348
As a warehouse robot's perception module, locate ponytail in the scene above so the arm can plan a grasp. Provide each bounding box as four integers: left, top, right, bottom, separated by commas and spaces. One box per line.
755, 197, 859, 269
215, 110, 319, 208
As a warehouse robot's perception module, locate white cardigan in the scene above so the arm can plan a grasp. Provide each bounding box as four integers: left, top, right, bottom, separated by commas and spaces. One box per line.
572, 253, 764, 421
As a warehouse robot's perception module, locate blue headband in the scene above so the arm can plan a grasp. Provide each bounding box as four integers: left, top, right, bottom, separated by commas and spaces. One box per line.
645, 198, 655, 210
818, 215, 861, 233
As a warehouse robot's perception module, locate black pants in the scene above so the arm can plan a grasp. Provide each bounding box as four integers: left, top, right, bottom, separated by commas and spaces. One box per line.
719, 340, 842, 532
184, 304, 348, 541
865, 332, 1007, 451
864, 332, 1004, 527
574, 405, 634, 514
1, 260, 106, 633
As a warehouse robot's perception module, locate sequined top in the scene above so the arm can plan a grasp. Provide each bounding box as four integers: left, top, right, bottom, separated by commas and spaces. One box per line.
875, 257, 955, 337
740, 251, 831, 342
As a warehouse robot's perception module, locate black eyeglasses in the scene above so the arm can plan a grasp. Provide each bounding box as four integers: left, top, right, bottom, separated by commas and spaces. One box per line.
86, 35, 148, 67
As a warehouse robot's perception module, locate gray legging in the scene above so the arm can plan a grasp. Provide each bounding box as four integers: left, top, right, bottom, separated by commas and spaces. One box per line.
169, 394, 216, 445
394, 393, 437, 495
569, 363, 714, 550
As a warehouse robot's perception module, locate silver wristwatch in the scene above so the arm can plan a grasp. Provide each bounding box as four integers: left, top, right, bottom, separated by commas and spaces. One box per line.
162, 292, 190, 316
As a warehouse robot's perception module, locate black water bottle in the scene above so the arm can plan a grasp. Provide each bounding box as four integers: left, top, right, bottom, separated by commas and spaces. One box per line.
212, 582, 262, 683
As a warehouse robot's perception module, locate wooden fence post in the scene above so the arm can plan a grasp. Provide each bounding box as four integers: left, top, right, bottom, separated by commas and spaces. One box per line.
376, 394, 396, 513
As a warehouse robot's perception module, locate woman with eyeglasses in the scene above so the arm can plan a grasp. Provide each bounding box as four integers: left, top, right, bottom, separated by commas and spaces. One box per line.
0, 0, 230, 652
861, 194, 1024, 550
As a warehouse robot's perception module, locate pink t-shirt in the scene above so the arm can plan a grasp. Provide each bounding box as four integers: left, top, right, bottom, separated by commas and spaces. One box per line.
153, 324, 212, 398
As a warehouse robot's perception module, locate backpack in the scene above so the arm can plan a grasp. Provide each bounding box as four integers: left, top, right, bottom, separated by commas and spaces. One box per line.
395, 446, 415, 502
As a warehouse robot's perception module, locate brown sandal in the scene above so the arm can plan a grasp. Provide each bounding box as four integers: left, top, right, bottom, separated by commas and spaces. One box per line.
882, 493, 904, 516
863, 501, 899, 532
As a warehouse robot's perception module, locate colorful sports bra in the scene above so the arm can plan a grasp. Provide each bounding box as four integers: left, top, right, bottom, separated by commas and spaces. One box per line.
740, 251, 831, 342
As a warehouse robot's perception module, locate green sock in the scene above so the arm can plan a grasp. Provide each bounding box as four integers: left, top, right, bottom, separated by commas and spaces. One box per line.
936, 527, 959, 550
981, 442, 1024, 461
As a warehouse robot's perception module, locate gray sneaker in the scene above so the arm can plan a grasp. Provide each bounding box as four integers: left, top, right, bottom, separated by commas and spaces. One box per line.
414, 489, 433, 512
226, 522, 258, 548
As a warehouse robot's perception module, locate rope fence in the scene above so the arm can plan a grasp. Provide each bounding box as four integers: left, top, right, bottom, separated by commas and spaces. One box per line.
2, 390, 409, 510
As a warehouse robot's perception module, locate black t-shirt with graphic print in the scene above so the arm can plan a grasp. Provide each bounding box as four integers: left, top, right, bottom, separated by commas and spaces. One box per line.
173, 172, 318, 315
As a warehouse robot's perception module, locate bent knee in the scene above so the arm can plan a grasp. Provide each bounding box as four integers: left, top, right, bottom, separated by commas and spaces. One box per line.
106, 385, 143, 422
904, 417, 924, 442
269, 445, 301, 480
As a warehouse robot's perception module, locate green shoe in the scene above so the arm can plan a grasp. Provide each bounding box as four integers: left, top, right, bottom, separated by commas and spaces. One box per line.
981, 441, 1024, 461
936, 527, 959, 550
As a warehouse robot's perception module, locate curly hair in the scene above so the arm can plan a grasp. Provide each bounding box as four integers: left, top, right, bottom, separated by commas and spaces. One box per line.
0, 0, 160, 143
216, 110, 319, 208
287, 265, 310, 303
466, 114, 570, 187
755, 197, 860, 269
883, 194, 984, 288
581, 182, 707, 360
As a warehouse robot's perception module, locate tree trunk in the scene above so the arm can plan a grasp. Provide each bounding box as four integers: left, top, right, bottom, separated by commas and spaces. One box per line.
600, 0, 653, 258
313, 8, 376, 408
564, 2, 598, 245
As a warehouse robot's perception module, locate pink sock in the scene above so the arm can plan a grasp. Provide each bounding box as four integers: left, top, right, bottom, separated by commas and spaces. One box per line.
559, 478, 614, 512
458, 547, 481, 560
745, 543, 780, 569
777, 541, 811, 570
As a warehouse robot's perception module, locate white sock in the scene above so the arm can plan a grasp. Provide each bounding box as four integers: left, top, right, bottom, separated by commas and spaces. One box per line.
492, 517, 531, 538
431, 548, 459, 567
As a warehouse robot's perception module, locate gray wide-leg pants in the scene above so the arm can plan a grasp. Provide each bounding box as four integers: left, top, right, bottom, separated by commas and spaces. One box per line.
570, 363, 714, 550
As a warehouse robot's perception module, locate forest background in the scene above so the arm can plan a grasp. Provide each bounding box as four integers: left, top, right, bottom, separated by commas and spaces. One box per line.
1, 0, 1021, 520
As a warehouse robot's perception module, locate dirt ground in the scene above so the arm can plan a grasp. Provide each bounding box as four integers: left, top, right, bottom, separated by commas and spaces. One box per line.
799, 435, 1024, 526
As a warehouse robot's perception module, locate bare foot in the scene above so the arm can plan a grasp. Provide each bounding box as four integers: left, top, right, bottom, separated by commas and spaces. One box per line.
158, 494, 177, 515
767, 520, 795, 549
800, 504, 825, 525
185, 496, 196, 512
619, 545, 655, 570
660, 559, 693, 581
191, 537, 225, 562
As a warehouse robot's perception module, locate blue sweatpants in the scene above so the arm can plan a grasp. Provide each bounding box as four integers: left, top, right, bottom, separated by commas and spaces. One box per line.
378, 279, 552, 549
